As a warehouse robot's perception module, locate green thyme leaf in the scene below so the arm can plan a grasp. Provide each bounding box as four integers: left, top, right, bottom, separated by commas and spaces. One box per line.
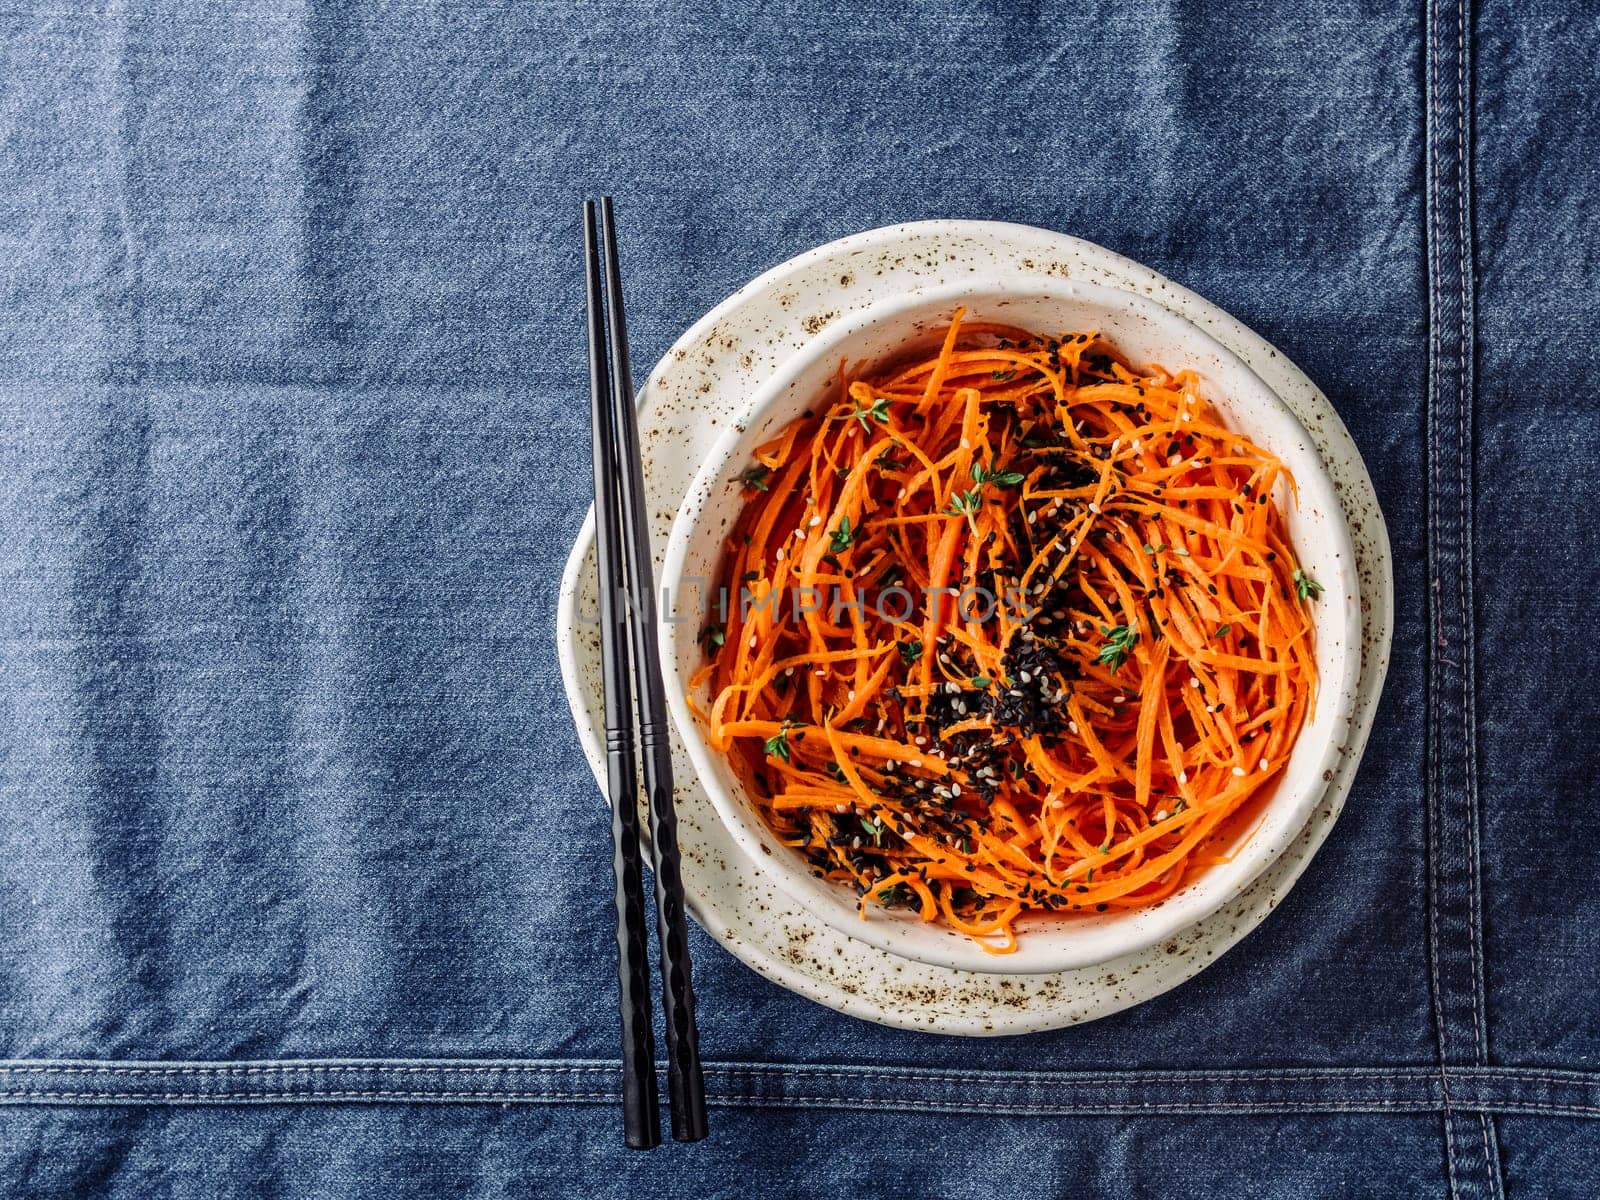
829, 515, 856, 554
763, 718, 799, 763
1293, 569, 1324, 601
1095, 623, 1138, 671
849, 395, 891, 431
735, 464, 771, 492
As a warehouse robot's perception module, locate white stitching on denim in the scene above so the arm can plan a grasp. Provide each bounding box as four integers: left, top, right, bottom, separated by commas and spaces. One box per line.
0, 1090, 622, 1102
707, 1075, 1420, 1094
1459, 1072, 1600, 1086
1456, 0, 1488, 1079
0, 1064, 1592, 1095
6, 1065, 1596, 1086
1425, 2, 1463, 1193
1453, 5, 1500, 1198
715, 1098, 1591, 1116
0, 1065, 1433, 1085
0, 1093, 1446, 1110
5, 1091, 1600, 1119
0, 1066, 616, 1077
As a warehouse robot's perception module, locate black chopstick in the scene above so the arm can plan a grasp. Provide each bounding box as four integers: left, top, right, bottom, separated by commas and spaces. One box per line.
583, 199, 661, 1151
585, 195, 710, 1145
596, 197, 709, 1144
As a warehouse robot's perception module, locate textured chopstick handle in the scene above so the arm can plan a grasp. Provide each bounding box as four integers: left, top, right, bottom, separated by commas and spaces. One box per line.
608, 729, 660, 1149
598, 197, 709, 1142
585, 199, 660, 1150
640, 730, 708, 1142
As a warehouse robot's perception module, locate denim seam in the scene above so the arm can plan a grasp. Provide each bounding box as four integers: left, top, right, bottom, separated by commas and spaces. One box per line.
2, 1091, 1600, 1120
4, 1059, 1600, 1123
0, 1064, 1450, 1085
1423, 3, 1461, 1195
1453, 0, 1498, 1191
3, 1064, 1594, 1086
1426, 0, 1499, 1191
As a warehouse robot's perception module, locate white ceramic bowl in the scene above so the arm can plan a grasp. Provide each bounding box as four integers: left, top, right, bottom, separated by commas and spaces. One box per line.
658, 278, 1362, 975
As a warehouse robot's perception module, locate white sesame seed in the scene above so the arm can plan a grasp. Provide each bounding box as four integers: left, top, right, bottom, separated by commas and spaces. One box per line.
1182, 412, 1193, 423
1027, 511, 1037, 525
847, 690, 856, 701
910, 759, 923, 768
1068, 720, 1079, 734
1088, 503, 1101, 514
1114, 694, 1126, 704
1020, 671, 1032, 683
1168, 455, 1182, 466
951, 783, 962, 797
1178, 770, 1188, 783
784, 667, 795, 676
1231, 767, 1246, 777
915, 736, 927, 746
748, 635, 757, 648
960, 438, 970, 449
813, 668, 825, 677
1259, 758, 1269, 771
834, 804, 847, 813
775, 548, 785, 562
1110, 438, 1121, 454
1189, 677, 1200, 689
1155, 810, 1168, 820
808, 515, 821, 527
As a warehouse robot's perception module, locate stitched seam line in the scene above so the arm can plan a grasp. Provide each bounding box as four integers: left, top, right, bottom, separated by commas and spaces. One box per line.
1, 1064, 1593, 1087
1457, 0, 1486, 1076
1, 1091, 1599, 1119
1425, 1, 1463, 1195
0, 1066, 1433, 1084
1452, 2, 1499, 1195
0, 1066, 620, 1077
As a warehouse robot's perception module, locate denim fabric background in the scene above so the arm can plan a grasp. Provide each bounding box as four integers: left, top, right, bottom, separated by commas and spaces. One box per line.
1, 1, 1597, 1197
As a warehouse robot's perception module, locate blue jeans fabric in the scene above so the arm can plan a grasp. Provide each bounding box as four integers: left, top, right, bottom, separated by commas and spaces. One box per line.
1, 1, 1596, 1196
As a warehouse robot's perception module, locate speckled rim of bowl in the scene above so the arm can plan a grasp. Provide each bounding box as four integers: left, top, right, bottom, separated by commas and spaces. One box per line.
658, 276, 1363, 976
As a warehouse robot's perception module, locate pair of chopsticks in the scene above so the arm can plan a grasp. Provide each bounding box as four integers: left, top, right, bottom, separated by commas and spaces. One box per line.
583, 197, 708, 1149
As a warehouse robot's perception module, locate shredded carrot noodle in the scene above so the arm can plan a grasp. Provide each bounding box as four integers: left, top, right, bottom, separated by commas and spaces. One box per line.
697, 312, 1319, 952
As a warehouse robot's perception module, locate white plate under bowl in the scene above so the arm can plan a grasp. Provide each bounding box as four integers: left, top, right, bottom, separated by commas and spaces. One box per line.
556, 219, 1392, 1034
658, 278, 1362, 975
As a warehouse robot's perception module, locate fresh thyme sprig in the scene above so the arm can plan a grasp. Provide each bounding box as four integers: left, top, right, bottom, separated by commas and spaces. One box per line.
1292, 568, 1324, 601
1096, 623, 1138, 670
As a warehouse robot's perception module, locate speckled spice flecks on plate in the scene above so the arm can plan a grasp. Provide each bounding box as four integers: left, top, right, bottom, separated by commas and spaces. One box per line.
556, 220, 1394, 1036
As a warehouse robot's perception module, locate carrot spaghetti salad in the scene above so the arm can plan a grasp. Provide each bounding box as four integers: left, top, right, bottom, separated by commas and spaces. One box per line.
692, 310, 1320, 953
